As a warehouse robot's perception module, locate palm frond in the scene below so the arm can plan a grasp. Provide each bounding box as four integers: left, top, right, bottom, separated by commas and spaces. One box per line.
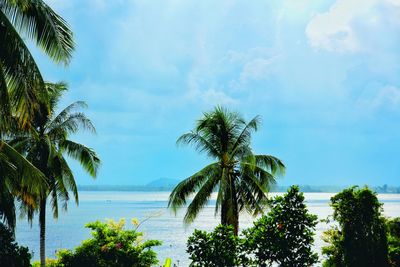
230, 115, 260, 158
59, 140, 100, 177
184, 175, 219, 224
177, 132, 220, 158
168, 163, 218, 214
2, 0, 75, 64
255, 154, 285, 176
0, 9, 44, 125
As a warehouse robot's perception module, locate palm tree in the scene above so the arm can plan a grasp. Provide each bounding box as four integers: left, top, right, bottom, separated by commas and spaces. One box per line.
169, 107, 285, 234
0, 0, 74, 231
10, 83, 100, 267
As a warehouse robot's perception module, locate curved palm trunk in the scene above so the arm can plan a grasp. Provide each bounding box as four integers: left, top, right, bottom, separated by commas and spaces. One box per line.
221, 175, 239, 235
39, 198, 46, 267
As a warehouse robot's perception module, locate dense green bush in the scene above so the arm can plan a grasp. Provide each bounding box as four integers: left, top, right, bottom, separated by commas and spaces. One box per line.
0, 222, 32, 267
388, 217, 400, 266
38, 219, 161, 267
243, 186, 319, 267
187, 186, 318, 267
187, 224, 244, 267
322, 187, 389, 267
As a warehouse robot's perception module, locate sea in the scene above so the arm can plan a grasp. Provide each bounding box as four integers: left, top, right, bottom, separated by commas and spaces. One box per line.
15, 191, 400, 266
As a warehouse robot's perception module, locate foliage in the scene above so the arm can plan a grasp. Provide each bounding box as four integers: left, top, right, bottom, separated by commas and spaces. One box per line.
32, 258, 59, 267
0, 222, 32, 267
9, 84, 100, 266
387, 217, 400, 266
169, 106, 285, 234
40, 219, 161, 267
322, 187, 389, 267
0, 0, 74, 124
0, 0, 74, 233
243, 186, 318, 267
187, 224, 244, 267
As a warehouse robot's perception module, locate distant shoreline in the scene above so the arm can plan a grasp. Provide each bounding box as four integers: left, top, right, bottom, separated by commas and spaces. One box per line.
77, 185, 400, 193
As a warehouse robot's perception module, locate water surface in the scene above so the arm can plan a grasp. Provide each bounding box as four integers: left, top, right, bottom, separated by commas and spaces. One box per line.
15, 191, 400, 266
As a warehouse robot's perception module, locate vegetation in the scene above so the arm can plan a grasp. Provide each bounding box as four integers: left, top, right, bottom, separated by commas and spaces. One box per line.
169, 107, 285, 234
0, 222, 32, 267
32, 219, 161, 267
187, 186, 318, 267
187, 225, 244, 267
322, 187, 389, 267
9, 84, 100, 267
0, 0, 74, 233
243, 186, 319, 266
0, 0, 74, 123
387, 218, 400, 266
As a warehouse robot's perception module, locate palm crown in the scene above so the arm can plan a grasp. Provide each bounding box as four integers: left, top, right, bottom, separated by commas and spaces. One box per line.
10, 83, 100, 218
9, 83, 100, 267
169, 107, 285, 234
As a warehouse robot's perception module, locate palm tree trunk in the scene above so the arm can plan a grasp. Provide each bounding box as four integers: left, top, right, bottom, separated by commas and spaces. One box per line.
221, 175, 239, 235
39, 198, 46, 267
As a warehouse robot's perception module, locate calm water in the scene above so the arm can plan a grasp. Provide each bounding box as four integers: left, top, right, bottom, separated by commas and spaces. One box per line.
15, 191, 400, 266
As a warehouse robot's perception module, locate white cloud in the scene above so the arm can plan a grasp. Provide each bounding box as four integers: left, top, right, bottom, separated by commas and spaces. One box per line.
372, 86, 400, 109
240, 57, 275, 83
356, 86, 400, 111
305, 0, 400, 53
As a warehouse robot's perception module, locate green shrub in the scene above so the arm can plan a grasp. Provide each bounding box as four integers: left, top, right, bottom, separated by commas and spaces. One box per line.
388, 217, 400, 267
322, 187, 389, 267
42, 219, 161, 267
243, 185, 319, 267
0, 222, 32, 267
187, 224, 243, 267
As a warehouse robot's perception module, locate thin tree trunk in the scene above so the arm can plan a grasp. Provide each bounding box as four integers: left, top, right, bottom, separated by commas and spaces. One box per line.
220, 175, 239, 235
39, 198, 46, 267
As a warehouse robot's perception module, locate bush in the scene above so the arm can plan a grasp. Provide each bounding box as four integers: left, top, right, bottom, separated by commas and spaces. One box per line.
0, 222, 32, 267
322, 187, 389, 267
243, 185, 319, 267
388, 217, 400, 266
42, 219, 161, 267
187, 224, 243, 267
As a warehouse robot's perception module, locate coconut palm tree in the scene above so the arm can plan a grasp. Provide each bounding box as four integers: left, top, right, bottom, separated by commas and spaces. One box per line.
0, 0, 74, 231
169, 107, 285, 234
10, 83, 100, 267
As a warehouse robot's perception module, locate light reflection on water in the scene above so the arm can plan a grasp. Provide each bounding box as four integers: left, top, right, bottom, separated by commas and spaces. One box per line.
15, 191, 400, 266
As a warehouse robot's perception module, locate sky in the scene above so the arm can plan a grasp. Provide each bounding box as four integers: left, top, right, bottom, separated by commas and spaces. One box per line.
31, 0, 400, 186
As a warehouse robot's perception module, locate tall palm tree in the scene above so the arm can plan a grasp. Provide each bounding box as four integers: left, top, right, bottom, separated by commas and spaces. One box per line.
0, 0, 74, 231
10, 83, 100, 267
169, 107, 285, 234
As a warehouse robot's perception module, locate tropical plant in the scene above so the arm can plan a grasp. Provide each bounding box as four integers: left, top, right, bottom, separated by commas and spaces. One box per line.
0, 0, 74, 233
243, 186, 319, 267
322, 187, 389, 267
0, 0, 74, 124
0, 222, 32, 267
9, 83, 100, 267
387, 217, 400, 266
168, 106, 285, 234
187, 224, 243, 267
34, 219, 161, 267
0, 140, 44, 230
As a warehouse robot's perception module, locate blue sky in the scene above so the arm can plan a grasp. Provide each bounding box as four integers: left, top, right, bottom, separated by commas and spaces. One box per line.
33, 0, 400, 186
